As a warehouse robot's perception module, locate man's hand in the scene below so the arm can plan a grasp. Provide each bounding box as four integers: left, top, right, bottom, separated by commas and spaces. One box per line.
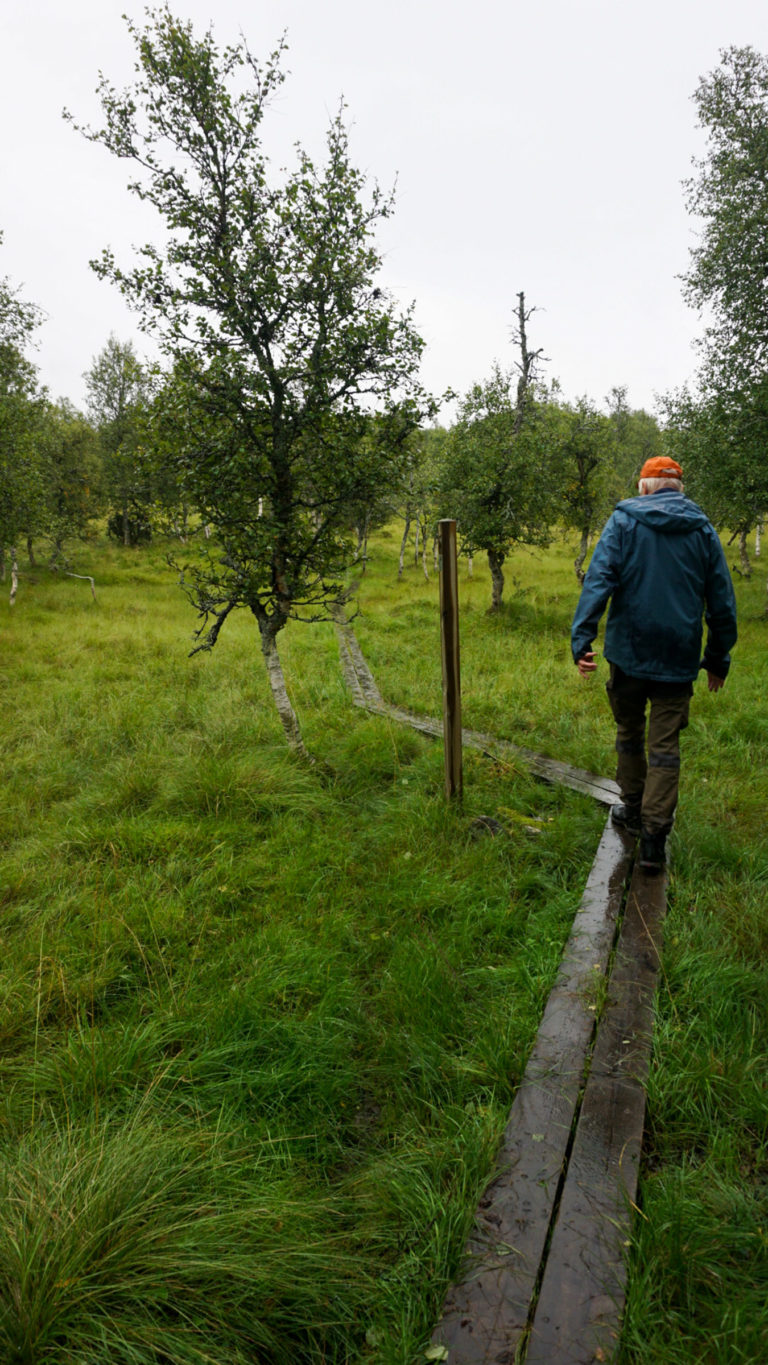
707, 671, 725, 693
577, 651, 598, 677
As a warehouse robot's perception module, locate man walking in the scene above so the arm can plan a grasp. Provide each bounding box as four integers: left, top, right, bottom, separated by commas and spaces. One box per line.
571, 456, 737, 873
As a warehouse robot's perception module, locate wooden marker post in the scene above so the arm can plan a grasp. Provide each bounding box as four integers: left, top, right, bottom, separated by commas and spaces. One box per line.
438, 519, 463, 802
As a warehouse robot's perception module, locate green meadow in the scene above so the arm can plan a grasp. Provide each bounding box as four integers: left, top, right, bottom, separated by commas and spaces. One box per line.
1, 529, 766, 1363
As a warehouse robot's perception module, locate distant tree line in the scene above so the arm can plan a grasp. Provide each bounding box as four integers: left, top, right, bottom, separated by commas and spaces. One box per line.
0, 255, 667, 620
3, 16, 767, 753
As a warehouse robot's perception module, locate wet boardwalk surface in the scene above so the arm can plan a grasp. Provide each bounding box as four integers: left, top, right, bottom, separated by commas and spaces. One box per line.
335, 632, 665, 1362
430, 821, 667, 1364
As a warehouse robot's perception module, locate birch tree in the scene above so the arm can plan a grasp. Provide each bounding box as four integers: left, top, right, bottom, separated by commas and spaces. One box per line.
70, 8, 428, 750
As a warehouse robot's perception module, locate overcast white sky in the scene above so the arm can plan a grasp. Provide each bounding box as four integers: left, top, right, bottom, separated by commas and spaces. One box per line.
2, 0, 768, 418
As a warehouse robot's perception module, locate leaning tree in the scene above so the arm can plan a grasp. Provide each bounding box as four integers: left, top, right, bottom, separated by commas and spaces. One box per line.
69, 7, 429, 751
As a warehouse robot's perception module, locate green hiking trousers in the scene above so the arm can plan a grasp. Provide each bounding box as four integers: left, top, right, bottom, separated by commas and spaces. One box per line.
605, 664, 693, 836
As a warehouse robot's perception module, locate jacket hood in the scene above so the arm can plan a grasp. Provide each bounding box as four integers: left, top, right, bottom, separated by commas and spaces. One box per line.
618, 490, 710, 535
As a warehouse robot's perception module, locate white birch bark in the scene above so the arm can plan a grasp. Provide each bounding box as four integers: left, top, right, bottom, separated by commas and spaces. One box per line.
738, 528, 751, 577
260, 628, 307, 755
10, 547, 19, 606
398, 512, 411, 580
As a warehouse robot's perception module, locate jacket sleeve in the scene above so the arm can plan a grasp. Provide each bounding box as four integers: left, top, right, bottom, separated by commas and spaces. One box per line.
700, 529, 738, 678
570, 514, 622, 664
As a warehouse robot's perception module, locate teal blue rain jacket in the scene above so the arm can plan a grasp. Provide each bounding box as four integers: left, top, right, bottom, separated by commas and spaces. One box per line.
571, 490, 737, 682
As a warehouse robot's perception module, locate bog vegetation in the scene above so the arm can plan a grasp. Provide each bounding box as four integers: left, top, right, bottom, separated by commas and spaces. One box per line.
1, 12, 768, 1363
1, 529, 767, 1363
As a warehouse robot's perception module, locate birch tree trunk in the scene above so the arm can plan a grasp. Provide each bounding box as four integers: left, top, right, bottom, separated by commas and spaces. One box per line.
398, 511, 411, 580
755, 519, 762, 557
258, 622, 307, 756
738, 528, 751, 577
574, 528, 590, 583
487, 548, 505, 612
10, 547, 19, 606
414, 518, 420, 566
353, 515, 369, 574
422, 522, 429, 581
467, 554, 473, 579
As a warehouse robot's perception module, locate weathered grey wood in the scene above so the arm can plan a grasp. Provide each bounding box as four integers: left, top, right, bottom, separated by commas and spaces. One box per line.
331, 605, 383, 705
525, 866, 666, 1365
478, 736, 620, 805
64, 571, 97, 601
439, 519, 463, 801
332, 616, 364, 701
338, 630, 671, 1359
430, 818, 634, 1363
351, 697, 619, 805
337, 624, 619, 803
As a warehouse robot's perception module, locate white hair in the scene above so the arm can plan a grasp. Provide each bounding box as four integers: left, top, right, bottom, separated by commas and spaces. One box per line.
638, 476, 684, 495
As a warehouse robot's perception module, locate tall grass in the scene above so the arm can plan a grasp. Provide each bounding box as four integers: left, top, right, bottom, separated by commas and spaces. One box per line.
1, 530, 765, 1362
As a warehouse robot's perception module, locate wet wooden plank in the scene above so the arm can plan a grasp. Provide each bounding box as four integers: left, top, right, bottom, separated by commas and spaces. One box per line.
352, 698, 620, 805
490, 743, 619, 806
525, 865, 667, 1364
430, 818, 634, 1364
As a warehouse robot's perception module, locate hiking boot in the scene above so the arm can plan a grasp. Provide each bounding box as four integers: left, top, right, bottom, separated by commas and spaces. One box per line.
610, 802, 642, 835
639, 829, 666, 875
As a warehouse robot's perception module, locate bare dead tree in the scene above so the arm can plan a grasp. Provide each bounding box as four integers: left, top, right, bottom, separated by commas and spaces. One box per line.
511, 291, 547, 433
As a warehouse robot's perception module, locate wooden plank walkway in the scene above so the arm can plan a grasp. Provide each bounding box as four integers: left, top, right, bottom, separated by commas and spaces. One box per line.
333, 621, 664, 1361
350, 697, 620, 806
430, 826, 666, 1364
525, 862, 666, 1364
333, 617, 619, 804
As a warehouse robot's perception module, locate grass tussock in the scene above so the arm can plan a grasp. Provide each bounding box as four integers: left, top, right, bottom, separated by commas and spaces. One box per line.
0, 1115, 366, 1365
1, 530, 766, 1362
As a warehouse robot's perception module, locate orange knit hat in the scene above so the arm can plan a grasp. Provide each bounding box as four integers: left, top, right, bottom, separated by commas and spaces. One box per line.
638, 456, 683, 484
